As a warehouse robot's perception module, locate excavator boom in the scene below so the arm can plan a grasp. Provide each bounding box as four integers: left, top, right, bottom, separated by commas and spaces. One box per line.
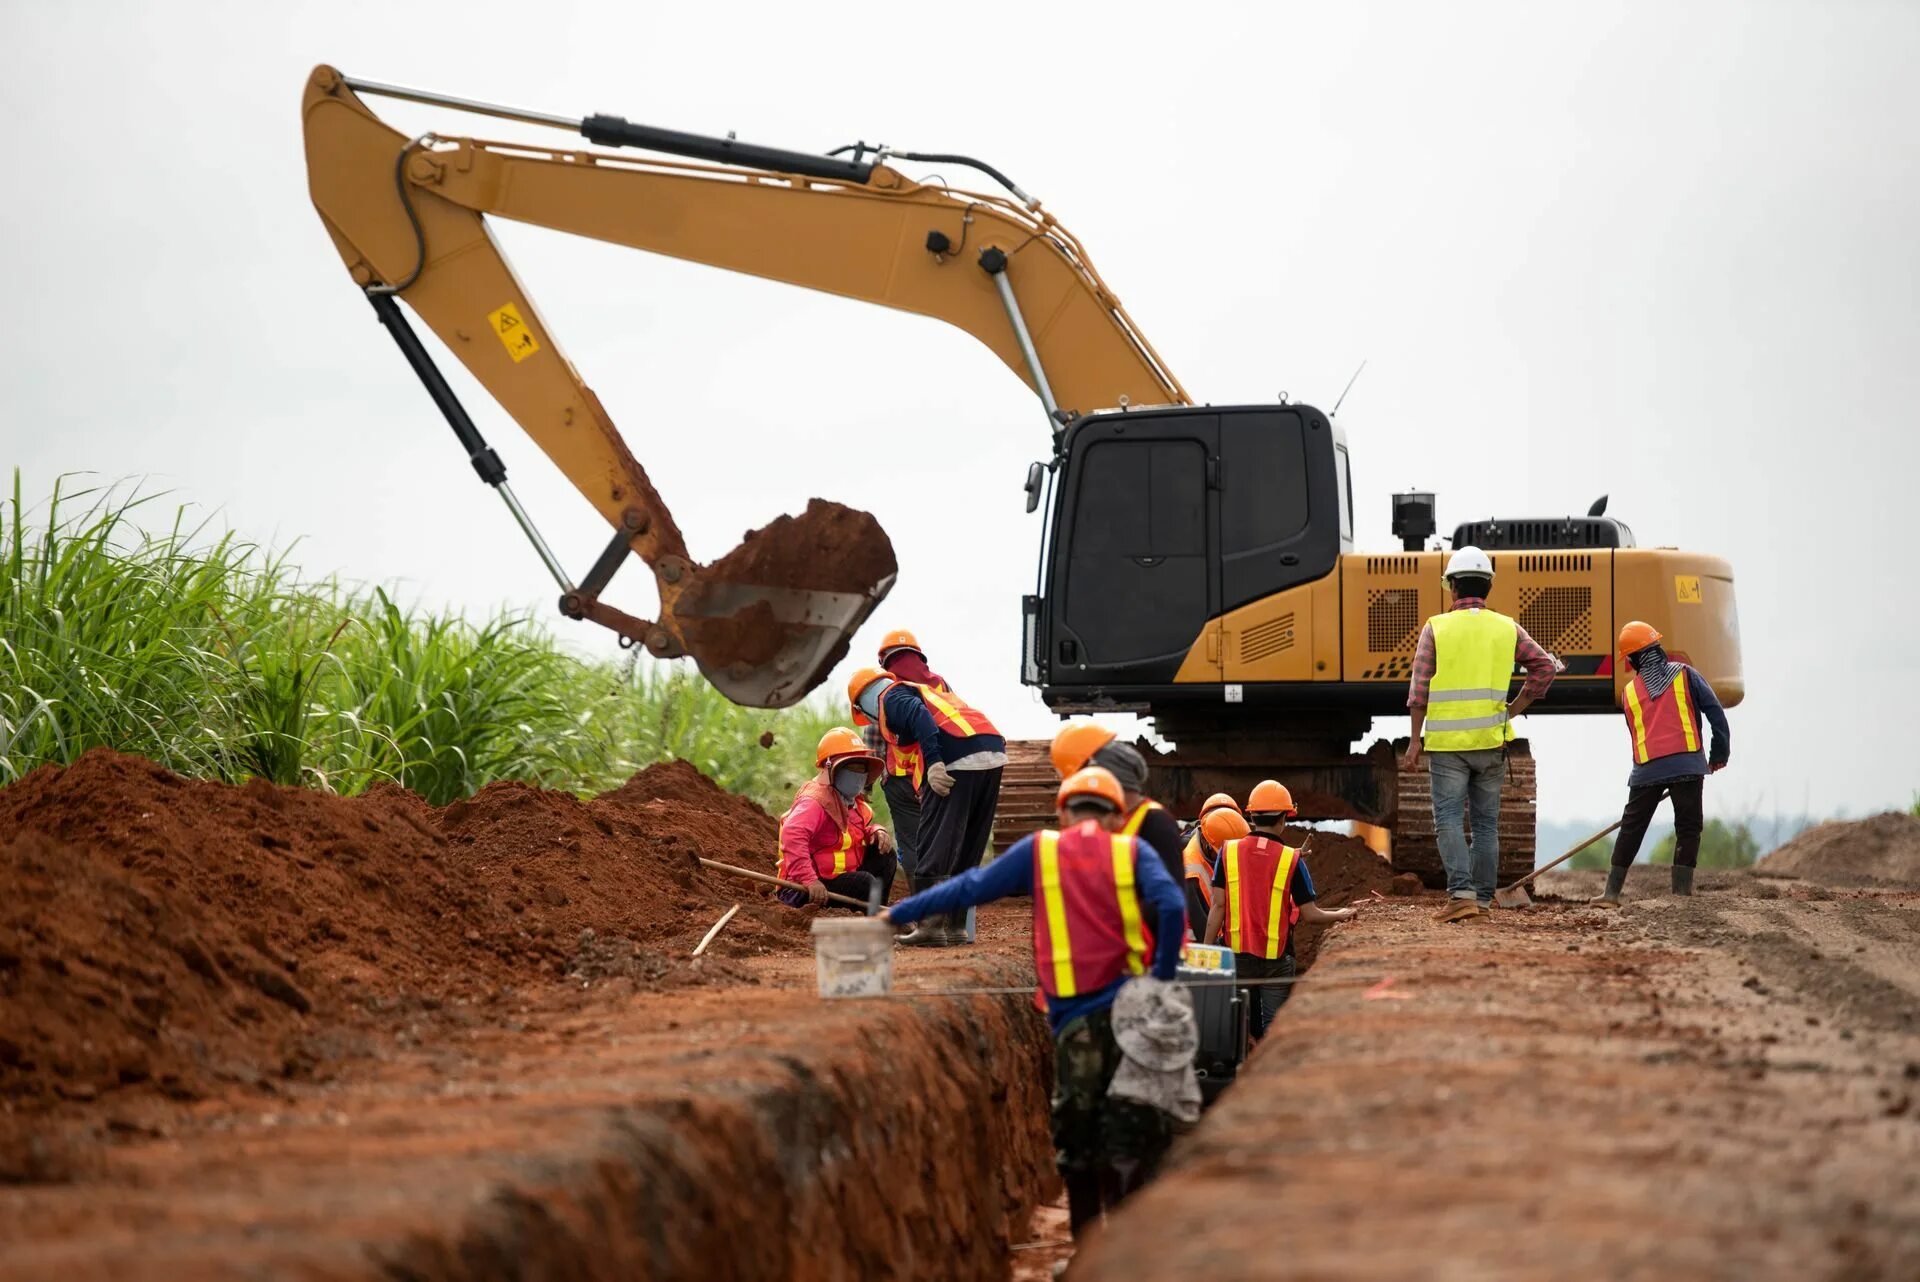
301, 67, 1186, 704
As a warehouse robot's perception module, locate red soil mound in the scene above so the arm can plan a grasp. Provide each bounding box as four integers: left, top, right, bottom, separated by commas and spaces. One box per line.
0, 750, 807, 1115
1758, 811, 1920, 887
1281, 827, 1396, 968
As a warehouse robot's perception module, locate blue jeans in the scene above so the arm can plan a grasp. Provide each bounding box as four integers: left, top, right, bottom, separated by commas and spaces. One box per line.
1428, 748, 1504, 903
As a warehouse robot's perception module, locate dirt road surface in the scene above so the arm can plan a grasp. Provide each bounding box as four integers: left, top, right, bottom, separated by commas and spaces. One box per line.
1074, 869, 1920, 1281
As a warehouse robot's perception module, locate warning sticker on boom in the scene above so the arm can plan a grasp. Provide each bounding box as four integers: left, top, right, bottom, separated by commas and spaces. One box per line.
1674, 574, 1702, 604
488, 303, 541, 363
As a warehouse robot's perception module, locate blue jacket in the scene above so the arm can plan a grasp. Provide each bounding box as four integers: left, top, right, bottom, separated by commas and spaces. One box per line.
881, 682, 1004, 768
1628, 666, 1731, 788
890, 832, 1188, 1033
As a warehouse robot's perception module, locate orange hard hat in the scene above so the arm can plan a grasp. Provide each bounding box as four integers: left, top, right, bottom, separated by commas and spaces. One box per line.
1247, 780, 1296, 816
1057, 766, 1126, 813
1199, 792, 1241, 818
846, 666, 890, 725
877, 628, 924, 661
1201, 808, 1251, 849
1050, 720, 1117, 778
815, 726, 882, 781
1617, 620, 1663, 663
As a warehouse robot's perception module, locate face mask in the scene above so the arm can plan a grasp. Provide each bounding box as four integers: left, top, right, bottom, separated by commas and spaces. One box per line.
856, 680, 885, 719
833, 765, 865, 801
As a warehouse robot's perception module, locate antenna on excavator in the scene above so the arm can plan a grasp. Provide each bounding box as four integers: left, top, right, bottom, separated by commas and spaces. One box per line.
1332, 359, 1368, 418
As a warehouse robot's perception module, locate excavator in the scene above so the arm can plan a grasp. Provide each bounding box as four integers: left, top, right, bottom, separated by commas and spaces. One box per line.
301, 68, 1744, 881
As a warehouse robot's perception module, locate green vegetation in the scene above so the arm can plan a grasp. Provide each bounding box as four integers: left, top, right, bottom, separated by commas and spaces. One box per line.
1652, 819, 1759, 868
1567, 836, 1615, 871
1, 473, 843, 811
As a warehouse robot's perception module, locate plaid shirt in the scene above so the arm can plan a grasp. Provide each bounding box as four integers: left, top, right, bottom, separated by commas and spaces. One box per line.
1406, 598, 1557, 709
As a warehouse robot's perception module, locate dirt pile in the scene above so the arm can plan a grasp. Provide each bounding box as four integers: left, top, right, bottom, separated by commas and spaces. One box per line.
0, 751, 801, 1113
1758, 812, 1920, 886
1281, 827, 1396, 968
678, 499, 897, 671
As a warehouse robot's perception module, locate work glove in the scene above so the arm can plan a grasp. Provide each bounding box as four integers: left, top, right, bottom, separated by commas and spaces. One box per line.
926, 762, 956, 797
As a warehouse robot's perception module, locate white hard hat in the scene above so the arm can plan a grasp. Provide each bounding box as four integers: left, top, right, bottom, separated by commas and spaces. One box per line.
1444, 546, 1494, 580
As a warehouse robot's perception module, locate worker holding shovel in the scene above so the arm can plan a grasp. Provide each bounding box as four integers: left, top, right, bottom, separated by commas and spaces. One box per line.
1590, 622, 1732, 906
882, 766, 1190, 1238
775, 728, 896, 911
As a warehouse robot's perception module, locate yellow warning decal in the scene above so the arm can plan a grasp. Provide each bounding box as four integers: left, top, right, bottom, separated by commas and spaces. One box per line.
1180, 944, 1227, 970
1674, 574, 1702, 605
488, 303, 540, 363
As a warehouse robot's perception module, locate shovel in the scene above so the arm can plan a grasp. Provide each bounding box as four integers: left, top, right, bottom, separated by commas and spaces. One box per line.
696, 856, 884, 915
1492, 819, 1625, 909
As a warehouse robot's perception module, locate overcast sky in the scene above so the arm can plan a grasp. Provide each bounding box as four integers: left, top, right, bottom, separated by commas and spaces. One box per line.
4, 0, 1916, 826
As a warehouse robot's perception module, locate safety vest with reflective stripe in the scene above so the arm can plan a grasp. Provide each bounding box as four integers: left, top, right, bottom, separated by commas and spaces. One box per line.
777, 780, 871, 881
876, 681, 1001, 772
1221, 835, 1301, 960
1120, 799, 1166, 837
1621, 667, 1701, 764
1422, 608, 1519, 752
883, 678, 952, 788
1032, 821, 1155, 999
1181, 833, 1216, 908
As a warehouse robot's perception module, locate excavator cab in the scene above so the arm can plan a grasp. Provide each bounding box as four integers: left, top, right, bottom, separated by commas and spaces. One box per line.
1028, 403, 1348, 698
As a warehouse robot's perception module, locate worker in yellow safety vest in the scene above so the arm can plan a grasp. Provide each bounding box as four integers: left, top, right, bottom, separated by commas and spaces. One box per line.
1399, 547, 1558, 921
882, 766, 1189, 1238
1050, 721, 1186, 889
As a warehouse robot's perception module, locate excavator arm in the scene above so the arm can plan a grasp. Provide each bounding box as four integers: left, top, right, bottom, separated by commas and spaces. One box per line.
300, 66, 1187, 705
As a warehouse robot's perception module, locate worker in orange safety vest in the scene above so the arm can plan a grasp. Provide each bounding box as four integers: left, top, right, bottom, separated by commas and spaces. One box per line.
1050, 721, 1186, 890
882, 766, 1188, 1238
1589, 621, 1732, 907
1175, 792, 1243, 937
864, 628, 952, 901
1203, 780, 1361, 1038
775, 728, 896, 909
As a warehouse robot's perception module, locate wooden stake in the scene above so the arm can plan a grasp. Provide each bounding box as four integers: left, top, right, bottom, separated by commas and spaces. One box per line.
692, 903, 742, 958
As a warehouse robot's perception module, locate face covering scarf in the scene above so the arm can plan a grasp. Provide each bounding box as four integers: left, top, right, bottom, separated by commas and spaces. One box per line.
833, 765, 865, 802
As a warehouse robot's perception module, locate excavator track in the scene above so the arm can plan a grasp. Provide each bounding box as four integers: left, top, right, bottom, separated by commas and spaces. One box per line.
990, 738, 1536, 889
991, 740, 1059, 856
1391, 739, 1536, 888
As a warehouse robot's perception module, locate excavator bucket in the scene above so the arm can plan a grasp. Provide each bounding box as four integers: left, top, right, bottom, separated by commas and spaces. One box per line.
670, 500, 897, 709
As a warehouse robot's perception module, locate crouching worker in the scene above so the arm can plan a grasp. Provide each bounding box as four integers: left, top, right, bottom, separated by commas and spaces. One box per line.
776, 728, 896, 910
1203, 781, 1361, 1039
883, 767, 1190, 1238
1590, 621, 1732, 906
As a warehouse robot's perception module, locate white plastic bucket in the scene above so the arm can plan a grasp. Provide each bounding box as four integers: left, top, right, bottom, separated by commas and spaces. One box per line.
810, 917, 895, 999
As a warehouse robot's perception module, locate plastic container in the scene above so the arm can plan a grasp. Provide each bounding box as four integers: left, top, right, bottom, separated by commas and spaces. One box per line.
810, 917, 895, 999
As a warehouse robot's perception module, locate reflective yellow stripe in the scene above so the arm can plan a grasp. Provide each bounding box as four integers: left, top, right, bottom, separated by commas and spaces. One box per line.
1623, 681, 1650, 763
1223, 839, 1244, 952
1111, 835, 1148, 975
920, 687, 979, 737
1037, 831, 1077, 996
1671, 673, 1700, 754
1263, 846, 1298, 961
1120, 800, 1161, 837
831, 827, 853, 877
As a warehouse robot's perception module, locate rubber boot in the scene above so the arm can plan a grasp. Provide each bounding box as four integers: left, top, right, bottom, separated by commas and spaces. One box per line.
940, 905, 974, 947
1671, 864, 1696, 897
897, 876, 946, 947
1589, 866, 1628, 908
1064, 1170, 1103, 1239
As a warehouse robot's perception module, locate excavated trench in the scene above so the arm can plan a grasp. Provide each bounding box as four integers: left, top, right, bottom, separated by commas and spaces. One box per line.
0, 751, 1055, 1281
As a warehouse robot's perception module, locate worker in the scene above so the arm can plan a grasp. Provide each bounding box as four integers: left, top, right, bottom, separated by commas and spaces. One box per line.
1398, 546, 1557, 921
1203, 781, 1361, 1038
863, 629, 951, 902
883, 766, 1189, 1238
850, 665, 1004, 946
1050, 722, 1186, 888
775, 727, 896, 910
1178, 793, 1245, 938
1590, 621, 1732, 906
